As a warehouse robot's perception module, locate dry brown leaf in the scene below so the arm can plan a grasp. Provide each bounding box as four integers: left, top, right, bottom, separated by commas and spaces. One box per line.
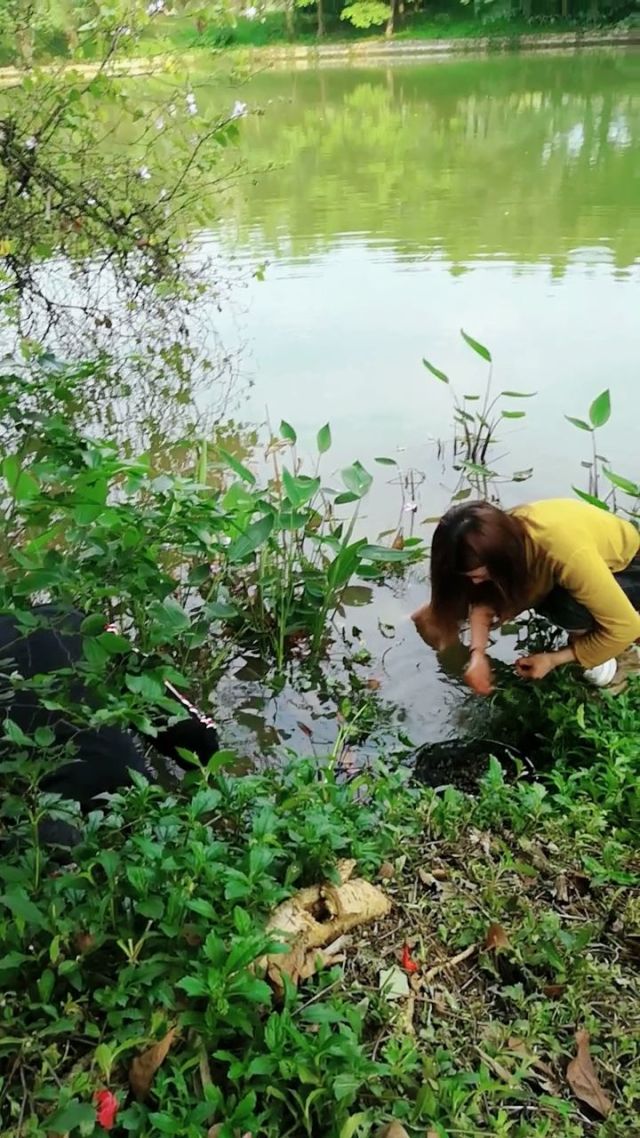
366, 677, 382, 690
391, 532, 404, 551
73, 930, 95, 954
259, 865, 391, 993
542, 983, 566, 999
377, 1124, 410, 1138
566, 1030, 613, 1118
129, 1027, 177, 1101
378, 861, 395, 880
485, 923, 510, 951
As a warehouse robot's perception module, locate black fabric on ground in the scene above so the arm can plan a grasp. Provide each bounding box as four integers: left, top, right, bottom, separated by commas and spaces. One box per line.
0, 605, 220, 845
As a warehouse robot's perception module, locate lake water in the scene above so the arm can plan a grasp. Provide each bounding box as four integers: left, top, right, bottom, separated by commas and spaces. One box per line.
205, 50, 640, 756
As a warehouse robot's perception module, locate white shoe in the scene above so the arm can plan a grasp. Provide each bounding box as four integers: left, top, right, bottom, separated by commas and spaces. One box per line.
583, 658, 617, 687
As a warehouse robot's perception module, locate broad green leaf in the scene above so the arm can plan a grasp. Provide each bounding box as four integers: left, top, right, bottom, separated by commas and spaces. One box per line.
152, 597, 191, 637
460, 328, 492, 362
341, 461, 373, 499
359, 544, 409, 563
46, 1101, 97, 1134
513, 468, 533, 482
339, 1112, 368, 1138
422, 359, 449, 384
374, 456, 397, 466
206, 601, 238, 619
227, 514, 274, 562
216, 446, 256, 485
97, 632, 132, 655
0, 885, 46, 928
589, 389, 611, 429
80, 613, 107, 636
125, 673, 165, 700
72, 504, 104, 525
604, 469, 639, 496
282, 470, 320, 509
500, 390, 536, 398
83, 636, 109, 668
572, 487, 610, 511
334, 492, 359, 505
333, 1072, 363, 1102
279, 420, 297, 444
327, 539, 367, 590
2, 455, 39, 502
3, 719, 32, 746
565, 416, 592, 433
317, 423, 332, 454
501, 410, 526, 419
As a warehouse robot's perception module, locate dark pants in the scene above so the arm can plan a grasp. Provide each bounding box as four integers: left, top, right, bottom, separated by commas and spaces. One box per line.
536, 555, 640, 633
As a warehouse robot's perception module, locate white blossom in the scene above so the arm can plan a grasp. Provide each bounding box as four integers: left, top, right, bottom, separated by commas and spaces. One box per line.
242, 5, 258, 17
24, 136, 37, 151
186, 93, 198, 116
138, 165, 151, 181
231, 100, 248, 120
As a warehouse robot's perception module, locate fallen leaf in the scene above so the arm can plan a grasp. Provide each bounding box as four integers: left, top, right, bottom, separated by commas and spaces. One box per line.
378, 861, 395, 880
566, 1029, 613, 1117
129, 1027, 177, 1101
400, 943, 419, 973
391, 532, 404, 551
73, 930, 95, 954
377, 1122, 410, 1138
379, 965, 410, 1001
366, 677, 381, 690
485, 923, 510, 951
542, 983, 566, 999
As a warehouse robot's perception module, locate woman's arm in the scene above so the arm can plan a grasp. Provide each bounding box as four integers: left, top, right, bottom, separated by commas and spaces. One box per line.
518, 549, 640, 679
465, 605, 496, 695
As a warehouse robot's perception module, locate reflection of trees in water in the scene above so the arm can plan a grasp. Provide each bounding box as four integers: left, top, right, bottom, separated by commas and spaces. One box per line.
0, 65, 250, 454
222, 54, 640, 272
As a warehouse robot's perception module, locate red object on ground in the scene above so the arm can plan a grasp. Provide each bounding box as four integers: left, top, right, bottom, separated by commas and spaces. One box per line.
94, 1090, 119, 1130
400, 943, 419, 973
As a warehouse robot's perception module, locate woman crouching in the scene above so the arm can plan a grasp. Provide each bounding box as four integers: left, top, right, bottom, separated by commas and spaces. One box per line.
412, 498, 640, 695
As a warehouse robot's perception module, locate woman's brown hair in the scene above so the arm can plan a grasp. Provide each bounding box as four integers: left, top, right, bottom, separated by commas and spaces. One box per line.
429, 501, 529, 642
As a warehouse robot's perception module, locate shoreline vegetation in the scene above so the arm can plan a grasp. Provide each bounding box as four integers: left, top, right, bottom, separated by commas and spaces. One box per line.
0, 26, 639, 80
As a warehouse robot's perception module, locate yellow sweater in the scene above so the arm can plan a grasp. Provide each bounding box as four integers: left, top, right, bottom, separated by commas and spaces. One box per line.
511, 499, 640, 668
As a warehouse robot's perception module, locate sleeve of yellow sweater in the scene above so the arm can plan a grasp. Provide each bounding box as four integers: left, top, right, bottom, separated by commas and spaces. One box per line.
558, 548, 640, 668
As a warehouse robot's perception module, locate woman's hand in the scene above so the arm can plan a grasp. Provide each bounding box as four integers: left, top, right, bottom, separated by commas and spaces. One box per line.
515, 652, 556, 682
465, 648, 494, 695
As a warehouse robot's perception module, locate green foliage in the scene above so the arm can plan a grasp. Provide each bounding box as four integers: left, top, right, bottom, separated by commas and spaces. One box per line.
340, 2, 391, 29
0, 362, 421, 678
423, 329, 535, 497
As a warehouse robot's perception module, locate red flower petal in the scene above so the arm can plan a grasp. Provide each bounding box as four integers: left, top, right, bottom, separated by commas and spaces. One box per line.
400, 943, 419, 973
94, 1089, 119, 1130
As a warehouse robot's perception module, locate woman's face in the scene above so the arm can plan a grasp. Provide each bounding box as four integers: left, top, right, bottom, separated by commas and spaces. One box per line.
465, 566, 490, 586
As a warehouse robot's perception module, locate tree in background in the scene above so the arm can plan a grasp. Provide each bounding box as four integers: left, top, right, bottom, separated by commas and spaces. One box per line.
0, 0, 247, 443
